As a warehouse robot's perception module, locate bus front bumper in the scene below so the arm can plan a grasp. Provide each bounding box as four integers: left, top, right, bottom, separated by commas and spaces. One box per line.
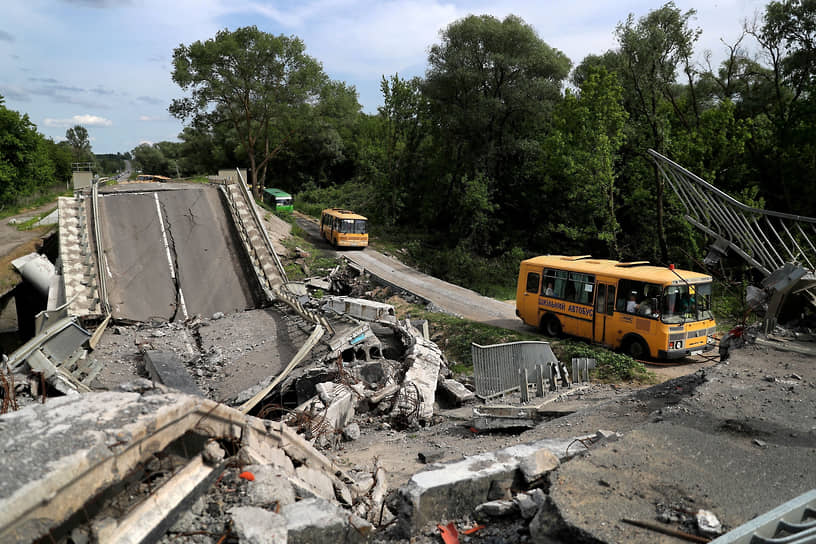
659, 337, 717, 359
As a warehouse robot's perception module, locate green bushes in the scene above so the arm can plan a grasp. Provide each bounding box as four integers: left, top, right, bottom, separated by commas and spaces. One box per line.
553, 339, 655, 383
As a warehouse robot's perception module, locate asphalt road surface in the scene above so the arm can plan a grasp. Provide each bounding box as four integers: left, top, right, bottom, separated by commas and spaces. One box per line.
294, 213, 524, 331
97, 183, 260, 321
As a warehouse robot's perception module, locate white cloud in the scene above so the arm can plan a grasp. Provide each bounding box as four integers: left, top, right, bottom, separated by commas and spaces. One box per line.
43, 114, 113, 128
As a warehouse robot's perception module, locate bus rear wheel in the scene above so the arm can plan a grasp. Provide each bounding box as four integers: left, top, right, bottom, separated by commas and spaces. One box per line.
624, 337, 649, 360
542, 315, 562, 338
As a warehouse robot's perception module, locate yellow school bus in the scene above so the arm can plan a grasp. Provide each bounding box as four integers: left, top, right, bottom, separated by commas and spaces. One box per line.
516, 255, 717, 359
320, 208, 368, 248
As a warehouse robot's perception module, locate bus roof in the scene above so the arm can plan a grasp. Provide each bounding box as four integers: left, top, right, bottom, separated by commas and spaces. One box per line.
522, 255, 712, 285
263, 188, 291, 197
321, 208, 367, 220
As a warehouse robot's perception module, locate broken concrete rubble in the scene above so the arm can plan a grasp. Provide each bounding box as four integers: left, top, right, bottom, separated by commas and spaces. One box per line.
281, 497, 372, 544
390, 433, 601, 535
391, 335, 444, 424
229, 506, 288, 544
437, 377, 475, 406
321, 295, 396, 323
0, 382, 384, 543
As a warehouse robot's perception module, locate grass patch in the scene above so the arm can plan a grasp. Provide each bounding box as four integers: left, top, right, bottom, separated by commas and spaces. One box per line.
15, 207, 58, 230
280, 229, 338, 281
387, 298, 654, 384
553, 339, 656, 384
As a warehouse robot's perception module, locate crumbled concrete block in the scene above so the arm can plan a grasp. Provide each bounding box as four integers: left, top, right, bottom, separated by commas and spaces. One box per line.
595, 429, 620, 442
518, 448, 560, 484
350, 472, 375, 496
321, 296, 396, 323
342, 423, 361, 441
315, 382, 337, 405
241, 439, 295, 477
392, 339, 443, 422
313, 383, 356, 439
281, 498, 372, 544
369, 383, 399, 404
391, 435, 587, 533
294, 466, 336, 501
438, 379, 475, 406
230, 506, 287, 544
70, 527, 90, 544
474, 499, 518, 518
245, 465, 297, 508
515, 489, 546, 519
335, 481, 353, 505
202, 441, 226, 465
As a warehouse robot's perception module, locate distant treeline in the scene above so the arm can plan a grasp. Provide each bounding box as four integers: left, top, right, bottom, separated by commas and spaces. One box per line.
130, 1, 813, 271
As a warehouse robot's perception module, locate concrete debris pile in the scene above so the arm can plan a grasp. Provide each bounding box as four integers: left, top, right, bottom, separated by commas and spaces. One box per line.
385, 429, 621, 541
278, 308, 458, 449
0, 381, 386, 544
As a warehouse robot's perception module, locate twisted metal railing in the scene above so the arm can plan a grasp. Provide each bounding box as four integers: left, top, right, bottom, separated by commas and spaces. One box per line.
648, 149, 816, 312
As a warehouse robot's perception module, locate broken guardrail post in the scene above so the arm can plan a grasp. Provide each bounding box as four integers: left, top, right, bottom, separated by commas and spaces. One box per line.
547, 362, 558, 392
519, 368, 529, 403
560, 361, 571, 388
534, 364, 544, 397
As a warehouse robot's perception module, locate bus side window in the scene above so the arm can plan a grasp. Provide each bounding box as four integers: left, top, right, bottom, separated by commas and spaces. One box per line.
606, 286, 616, 315
525, 272, 540, 294
616, 279, 635, 311
595, 285, 606, 313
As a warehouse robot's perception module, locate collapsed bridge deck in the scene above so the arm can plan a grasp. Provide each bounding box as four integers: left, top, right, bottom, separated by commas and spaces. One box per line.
95, 183, 263, 322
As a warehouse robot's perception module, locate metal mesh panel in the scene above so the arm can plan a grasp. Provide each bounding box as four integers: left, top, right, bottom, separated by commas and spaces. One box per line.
471, 341, 558, 397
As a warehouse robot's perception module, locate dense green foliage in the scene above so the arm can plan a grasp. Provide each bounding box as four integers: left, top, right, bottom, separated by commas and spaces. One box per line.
0, 95, 72, 210
152, 2, 815, 294
169, 26, 339, 197
554, 339, 655, 383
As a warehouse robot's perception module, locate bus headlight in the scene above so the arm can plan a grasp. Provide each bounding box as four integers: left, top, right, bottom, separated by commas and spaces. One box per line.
668, 340, 683, 350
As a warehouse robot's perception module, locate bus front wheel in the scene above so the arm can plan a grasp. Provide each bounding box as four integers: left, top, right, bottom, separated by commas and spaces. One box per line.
624, 337, 649, 360
542, 315, 562, 338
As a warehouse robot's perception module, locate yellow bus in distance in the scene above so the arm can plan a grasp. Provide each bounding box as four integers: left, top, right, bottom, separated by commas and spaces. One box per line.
320, 208, 368, 248
516, 255, 717, 359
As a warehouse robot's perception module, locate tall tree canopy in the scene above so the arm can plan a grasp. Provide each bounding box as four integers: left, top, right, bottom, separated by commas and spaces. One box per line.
65, 125, 92, 164
615, 2, 701, 262
421, 14, 571, 250
170, 26, 328, 197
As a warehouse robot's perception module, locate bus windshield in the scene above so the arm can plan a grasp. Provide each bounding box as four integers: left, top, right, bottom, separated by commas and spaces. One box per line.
661, 283, 713, 323
338, 219, 367, 234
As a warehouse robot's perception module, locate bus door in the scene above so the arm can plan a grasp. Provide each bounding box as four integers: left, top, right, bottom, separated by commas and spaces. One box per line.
593, 282, 616, 345
519, 268, 541, 325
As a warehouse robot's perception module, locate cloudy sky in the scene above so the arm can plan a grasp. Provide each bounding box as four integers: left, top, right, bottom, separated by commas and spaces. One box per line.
0, 0, 767, 154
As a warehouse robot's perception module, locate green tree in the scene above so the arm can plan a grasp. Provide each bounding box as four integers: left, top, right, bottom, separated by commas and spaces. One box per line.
744, 0, 816, 215
131, 143, 171, 176
65, 125, 92, 164
615, 2, 701, 262
0, 95, 59, 208
546, 67, 628, 256
367, 74, 432, 225
422, 14, 571, 249
170, 26, 327, 198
